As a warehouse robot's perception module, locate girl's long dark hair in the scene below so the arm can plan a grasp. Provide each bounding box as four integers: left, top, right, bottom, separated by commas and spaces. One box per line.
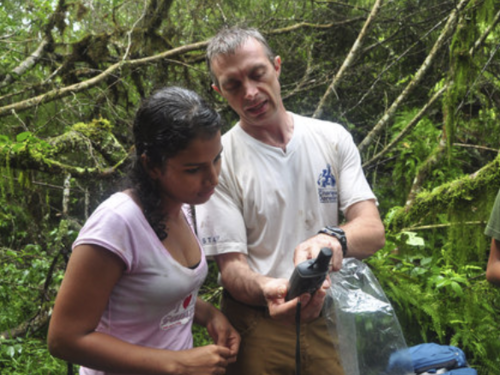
129, 86, 222, 240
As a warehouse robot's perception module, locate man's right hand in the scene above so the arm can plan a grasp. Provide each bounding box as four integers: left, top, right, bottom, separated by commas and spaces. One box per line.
262, 278, 329, 324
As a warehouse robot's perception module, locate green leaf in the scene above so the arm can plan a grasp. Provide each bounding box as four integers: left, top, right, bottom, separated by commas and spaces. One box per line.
0, 135, 10, 143
403, 231, 425, 247
11, 143, 25, 152
16, 132, 32, 142
450, 281, 463, 296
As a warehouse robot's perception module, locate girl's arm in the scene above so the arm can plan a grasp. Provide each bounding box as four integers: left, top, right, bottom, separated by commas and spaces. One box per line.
194, 297, 240, 362
48, 244, 232, 375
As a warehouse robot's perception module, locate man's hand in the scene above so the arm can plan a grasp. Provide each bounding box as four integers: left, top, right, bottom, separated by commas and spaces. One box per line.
293, 234, 344, 271
294, 201, 385, 272
262, 277, 330, 324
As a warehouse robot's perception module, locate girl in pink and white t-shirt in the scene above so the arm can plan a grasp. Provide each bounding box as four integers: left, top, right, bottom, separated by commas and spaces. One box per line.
48, 86, 240, 375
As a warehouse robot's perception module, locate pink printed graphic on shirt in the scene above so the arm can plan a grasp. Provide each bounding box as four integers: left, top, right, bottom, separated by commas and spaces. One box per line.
183, 294, 192, 309
160, 293, 196, 331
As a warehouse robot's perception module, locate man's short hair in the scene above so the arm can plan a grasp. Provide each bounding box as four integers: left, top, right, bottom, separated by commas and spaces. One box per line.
206, 26, 276, 87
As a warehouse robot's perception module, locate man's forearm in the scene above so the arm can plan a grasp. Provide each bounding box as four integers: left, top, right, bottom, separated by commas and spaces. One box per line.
216, 254, 274, 306
342, 200, 385, 259
342, 218, 385, 259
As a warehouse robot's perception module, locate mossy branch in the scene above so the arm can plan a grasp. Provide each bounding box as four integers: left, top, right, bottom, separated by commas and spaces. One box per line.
387, 152, 500, 232
0, 119, 129, 179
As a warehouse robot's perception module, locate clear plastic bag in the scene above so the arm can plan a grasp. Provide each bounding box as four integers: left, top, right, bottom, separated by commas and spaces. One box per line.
323, 258, 414, 375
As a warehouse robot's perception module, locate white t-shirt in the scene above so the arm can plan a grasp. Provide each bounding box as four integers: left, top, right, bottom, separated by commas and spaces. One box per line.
196, 113, 376, 279
74, 192, 208, 375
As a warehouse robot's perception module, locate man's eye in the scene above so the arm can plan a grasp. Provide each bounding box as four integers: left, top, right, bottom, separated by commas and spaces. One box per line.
224, 82, 240, 91
252, 69, 266, 80
185, 168, 200, 174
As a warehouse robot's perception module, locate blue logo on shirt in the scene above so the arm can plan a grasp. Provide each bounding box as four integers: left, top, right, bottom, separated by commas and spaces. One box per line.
317, 164, 337, 203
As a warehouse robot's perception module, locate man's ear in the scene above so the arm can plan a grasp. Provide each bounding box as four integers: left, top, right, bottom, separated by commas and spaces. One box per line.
212, 83, 221, 95
274, 55, 282, 77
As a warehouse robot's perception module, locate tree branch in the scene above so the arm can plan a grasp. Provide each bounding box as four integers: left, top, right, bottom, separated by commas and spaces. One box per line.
312, 0, 383, 118
0, 122, 129, 178
363, 84, 448, 169
405, 135, 447, 209
388, 152, 500, 232
268, 19, 365, 35
345, 16, 448, 118
0, 41, 208, 118
469, 7, 500, 56
358, 0, 470, 153
0, 37, 51, 88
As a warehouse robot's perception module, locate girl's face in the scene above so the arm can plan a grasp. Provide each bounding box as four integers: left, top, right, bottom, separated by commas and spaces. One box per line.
150, 131, 222, 209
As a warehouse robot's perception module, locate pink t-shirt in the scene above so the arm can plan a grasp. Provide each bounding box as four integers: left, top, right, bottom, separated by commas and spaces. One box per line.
73, 192, 208, 375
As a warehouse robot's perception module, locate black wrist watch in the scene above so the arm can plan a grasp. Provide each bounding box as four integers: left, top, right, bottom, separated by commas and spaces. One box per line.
318, 226, 347, 257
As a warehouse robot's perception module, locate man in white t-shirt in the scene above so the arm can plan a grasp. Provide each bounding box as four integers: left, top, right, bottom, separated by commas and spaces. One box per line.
196, 26, 385, 374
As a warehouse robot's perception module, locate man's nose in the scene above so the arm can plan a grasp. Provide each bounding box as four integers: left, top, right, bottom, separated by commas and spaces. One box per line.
243, 81, 258, 100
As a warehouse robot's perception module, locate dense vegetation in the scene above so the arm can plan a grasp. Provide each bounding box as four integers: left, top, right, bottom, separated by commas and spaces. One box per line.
1, 0, 499, 373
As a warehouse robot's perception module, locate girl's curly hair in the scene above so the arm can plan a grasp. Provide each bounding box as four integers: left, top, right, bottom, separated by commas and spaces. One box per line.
128, 86, 222, 240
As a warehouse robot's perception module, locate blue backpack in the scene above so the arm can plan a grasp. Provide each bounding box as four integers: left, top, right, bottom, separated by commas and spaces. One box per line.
409, 343, 467, 373
387, 343, 476, 374
442, 369, 478, 375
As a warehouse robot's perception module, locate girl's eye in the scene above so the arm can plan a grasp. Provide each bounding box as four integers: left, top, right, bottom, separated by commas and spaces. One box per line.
185, 168, 200, 174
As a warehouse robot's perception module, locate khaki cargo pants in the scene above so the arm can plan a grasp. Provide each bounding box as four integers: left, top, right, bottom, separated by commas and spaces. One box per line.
221, 291, 344, 375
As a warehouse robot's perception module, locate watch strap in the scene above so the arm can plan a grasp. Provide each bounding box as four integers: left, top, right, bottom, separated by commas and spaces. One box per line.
318, 226, 347, 257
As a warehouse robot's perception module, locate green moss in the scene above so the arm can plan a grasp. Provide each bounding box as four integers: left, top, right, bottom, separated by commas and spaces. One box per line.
388, 153, 500, 232
0, 119, 128, 178
72, 118, 114, 136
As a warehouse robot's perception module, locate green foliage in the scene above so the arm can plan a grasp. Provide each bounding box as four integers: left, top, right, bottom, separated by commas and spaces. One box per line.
391, 111, 441, 193
0, 0, 500, 373
443, 0, 499, 159
374, 108, 469, 213
368, 224, 500, 374
1, 245, 48, 329
193, 260, 223, 348
0, 242, 69, 375
0, 337, 69, 375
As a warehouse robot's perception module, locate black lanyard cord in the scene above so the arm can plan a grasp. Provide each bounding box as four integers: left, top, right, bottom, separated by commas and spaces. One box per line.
295, 300, 302, 375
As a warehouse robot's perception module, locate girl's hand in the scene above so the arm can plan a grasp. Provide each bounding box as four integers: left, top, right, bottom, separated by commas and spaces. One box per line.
195, 298, 240, 363
171, 345, 234, 375
205, 308, 241, 363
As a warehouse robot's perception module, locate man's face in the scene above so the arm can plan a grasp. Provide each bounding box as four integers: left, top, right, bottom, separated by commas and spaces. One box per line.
211, 38, 283, 129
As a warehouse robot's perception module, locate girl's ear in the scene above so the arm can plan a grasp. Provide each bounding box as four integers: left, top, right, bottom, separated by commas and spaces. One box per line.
141, 154, 161, 180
